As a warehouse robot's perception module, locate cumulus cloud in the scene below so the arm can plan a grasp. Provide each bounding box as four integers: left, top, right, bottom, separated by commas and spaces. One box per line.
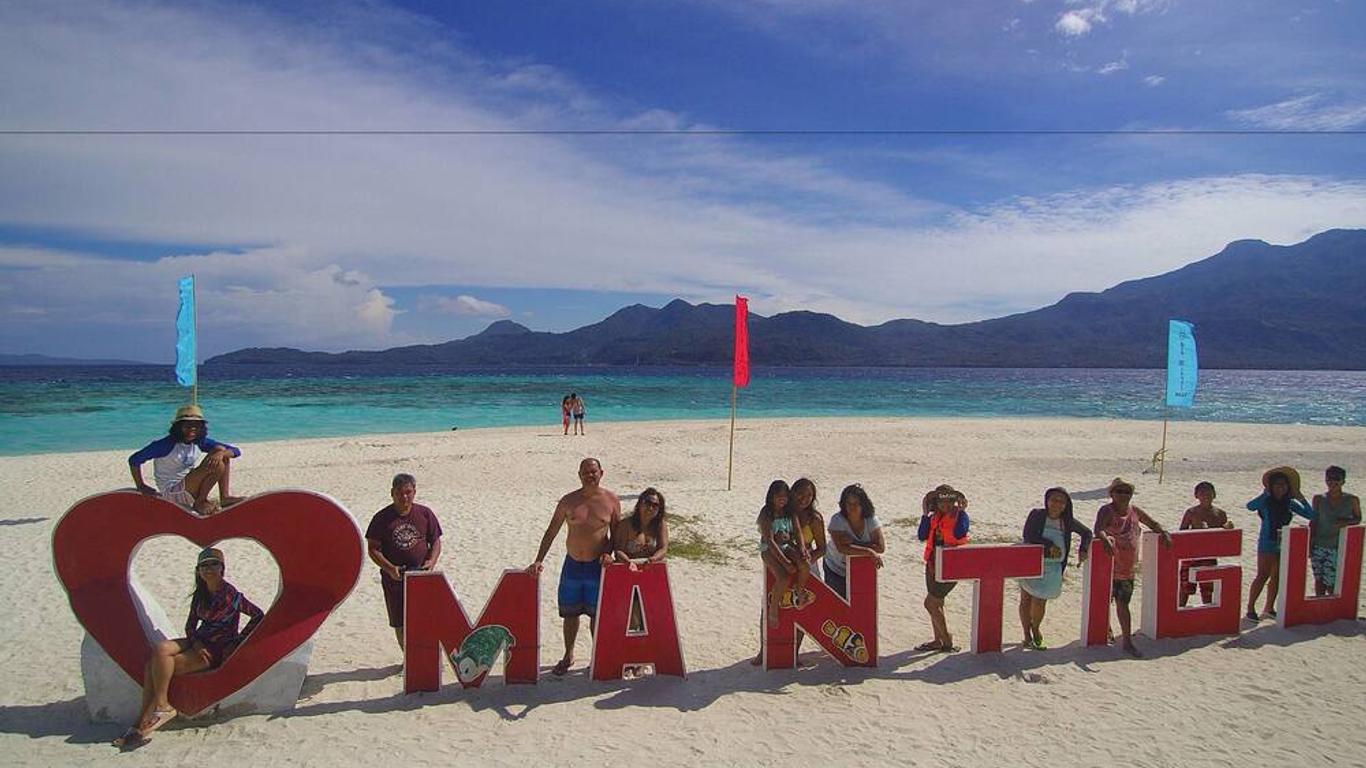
418, 294, 512, 318
1055, 0, 1170, 37
0, 1, 1363, 358
1227, 94, 1366, 131
1056, 10, 1094, 36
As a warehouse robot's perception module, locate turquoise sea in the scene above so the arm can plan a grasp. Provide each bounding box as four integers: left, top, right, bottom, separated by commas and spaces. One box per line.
1, 365, 1362, 456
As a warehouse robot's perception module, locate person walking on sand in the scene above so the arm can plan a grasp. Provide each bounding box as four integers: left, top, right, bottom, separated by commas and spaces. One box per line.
1018, 487, 1091, 650
365, 473, 443, 650
128, 404, 244, 516
113, 547, 263, 749
1095, 477, 1170, 657
1178, 482, 1232, 607
529, 457, 620, 675
1310, 466, 1361, 596
570, 392, 587, 435
1245, 468, 1314, 620
917, 485, 970, 653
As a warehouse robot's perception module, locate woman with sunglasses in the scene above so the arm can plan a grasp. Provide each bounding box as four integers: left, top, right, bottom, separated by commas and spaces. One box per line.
114, 547, 264, 748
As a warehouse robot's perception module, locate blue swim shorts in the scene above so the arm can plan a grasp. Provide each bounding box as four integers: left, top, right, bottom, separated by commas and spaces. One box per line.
557, 555, 602, 617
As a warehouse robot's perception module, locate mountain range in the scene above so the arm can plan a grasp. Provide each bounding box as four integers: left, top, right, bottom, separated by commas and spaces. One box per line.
208, 229, 1366, 370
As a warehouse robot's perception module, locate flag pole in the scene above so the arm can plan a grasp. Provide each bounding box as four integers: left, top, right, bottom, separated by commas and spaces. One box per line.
1157, 406, 1168, 484
727, 385, 738, 491
191, 272, 199, 407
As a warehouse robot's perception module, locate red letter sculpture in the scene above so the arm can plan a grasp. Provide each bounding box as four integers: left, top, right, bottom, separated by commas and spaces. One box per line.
53, 491, 363, 717
589, 563, 686, 680
403, 569, 539, 692
764, 555, 877, 669
1276, 525, 1364, 628
1078, 538, 1114, 647
1138, 529, 1242, 639
937, 544, 1043, 654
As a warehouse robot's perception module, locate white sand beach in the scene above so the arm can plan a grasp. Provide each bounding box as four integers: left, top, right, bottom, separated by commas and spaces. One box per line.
2, 416, 1364, 767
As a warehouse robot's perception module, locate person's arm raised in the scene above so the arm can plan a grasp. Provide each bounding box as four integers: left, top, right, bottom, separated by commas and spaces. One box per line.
1136, 508, 1172, 547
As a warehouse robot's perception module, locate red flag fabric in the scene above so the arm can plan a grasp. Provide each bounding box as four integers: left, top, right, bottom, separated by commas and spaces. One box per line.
733, 296, 750, 388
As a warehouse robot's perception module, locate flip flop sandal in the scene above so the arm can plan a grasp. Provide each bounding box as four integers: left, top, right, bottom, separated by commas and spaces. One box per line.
914, 640, 943, 652
140, 707, 177, 736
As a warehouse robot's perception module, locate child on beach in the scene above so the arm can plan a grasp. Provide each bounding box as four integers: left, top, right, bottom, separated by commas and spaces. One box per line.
1309, 466, 1361, 596
1094, 477, 1170, 657
758, 480, 812, 626
917, 484, 969, 653
1178, 481, 1233, 607
1245, 467, 1314, 620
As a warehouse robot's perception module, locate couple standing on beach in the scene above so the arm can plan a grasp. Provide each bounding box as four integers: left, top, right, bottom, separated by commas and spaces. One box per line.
560, 393, 587, 436
529, 457, 667, 676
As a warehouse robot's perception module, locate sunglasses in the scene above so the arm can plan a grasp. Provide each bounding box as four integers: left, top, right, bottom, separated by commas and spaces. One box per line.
1112, 489, 1133, 496
197, 561, 222, 569
639, 498, 660, 508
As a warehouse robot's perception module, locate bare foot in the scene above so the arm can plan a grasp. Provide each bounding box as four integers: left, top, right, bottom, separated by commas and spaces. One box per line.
551, 657, 572, 676
220, 495, 247, 508
192, 499, 220, 516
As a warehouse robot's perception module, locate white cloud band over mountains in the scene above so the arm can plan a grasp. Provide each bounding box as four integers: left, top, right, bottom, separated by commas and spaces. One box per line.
1, 1, 1363, 358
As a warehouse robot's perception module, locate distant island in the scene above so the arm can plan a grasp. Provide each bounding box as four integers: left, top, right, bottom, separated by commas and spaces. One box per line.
0, 353, 152, 367
208, 229, 1366, 370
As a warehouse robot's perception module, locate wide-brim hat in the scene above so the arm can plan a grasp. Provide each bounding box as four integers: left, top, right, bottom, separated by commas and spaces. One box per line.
172, 404, 206, 425
1262, 466, 1301, 497
1107, 477, 1136, 496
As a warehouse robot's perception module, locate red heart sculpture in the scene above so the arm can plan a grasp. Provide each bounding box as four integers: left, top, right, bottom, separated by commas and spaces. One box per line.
53, 490, 363, 716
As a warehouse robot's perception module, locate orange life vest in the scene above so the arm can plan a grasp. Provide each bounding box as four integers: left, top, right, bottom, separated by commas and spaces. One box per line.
923, 510, 970, 563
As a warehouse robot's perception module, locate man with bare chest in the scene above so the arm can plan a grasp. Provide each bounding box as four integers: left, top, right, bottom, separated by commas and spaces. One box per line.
528, 457, 620, 675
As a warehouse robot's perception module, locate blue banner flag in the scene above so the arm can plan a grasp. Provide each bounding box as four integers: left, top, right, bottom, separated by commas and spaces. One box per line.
1165, 319, 1197, 408
175, 276, 196, 387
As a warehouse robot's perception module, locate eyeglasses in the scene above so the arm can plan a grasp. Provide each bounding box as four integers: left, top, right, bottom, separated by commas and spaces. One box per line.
639, 499, 660, 509
197, 561, 222, 570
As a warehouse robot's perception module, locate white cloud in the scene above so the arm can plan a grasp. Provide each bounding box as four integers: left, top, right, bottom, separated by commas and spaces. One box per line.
418, 294, 512, 318
1097, 58, 1128, 74
1, 1, 1364, 357
1227, 94, 1366, 131
1056, 10, 1094, 36
1055, 0, 1171, 37
1143, 74, 1165, 87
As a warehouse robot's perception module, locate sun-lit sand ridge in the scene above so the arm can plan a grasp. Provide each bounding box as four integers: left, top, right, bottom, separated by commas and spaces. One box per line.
2, 416, 1364, 767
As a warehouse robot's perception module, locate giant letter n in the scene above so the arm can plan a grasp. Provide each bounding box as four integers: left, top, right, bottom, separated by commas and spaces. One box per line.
403, 569, 539, 693
764, 555, 877, 669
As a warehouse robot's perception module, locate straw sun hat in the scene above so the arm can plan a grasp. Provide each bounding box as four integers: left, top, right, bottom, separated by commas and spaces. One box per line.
1261, 466, 1301, 497
171, 404, 206, 426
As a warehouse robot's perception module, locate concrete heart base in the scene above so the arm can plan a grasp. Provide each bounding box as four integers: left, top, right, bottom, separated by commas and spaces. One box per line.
80, 578, 313, 724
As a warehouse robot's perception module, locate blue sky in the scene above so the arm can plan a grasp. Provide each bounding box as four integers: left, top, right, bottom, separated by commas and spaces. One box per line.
1, 0, 1364, 361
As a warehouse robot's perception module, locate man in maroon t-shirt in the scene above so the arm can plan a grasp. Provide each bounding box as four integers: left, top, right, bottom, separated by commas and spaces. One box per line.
366, 473, 443, 649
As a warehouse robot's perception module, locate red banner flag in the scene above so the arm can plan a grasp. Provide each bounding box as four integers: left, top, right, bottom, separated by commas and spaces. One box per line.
733, 296, 750, 388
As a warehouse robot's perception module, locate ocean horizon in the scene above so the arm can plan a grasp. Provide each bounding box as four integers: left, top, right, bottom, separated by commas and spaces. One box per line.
2, 364, 1362, 457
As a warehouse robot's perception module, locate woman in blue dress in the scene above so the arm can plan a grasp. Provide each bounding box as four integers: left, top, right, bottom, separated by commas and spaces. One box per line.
1017, 487, 1092, 650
